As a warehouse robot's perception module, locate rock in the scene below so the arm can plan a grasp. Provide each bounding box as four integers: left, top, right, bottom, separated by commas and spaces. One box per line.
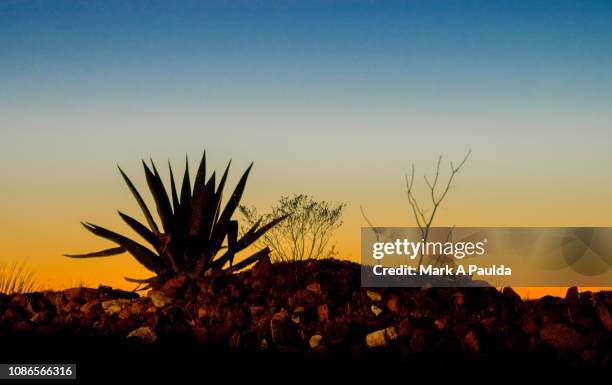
61, 300, 79, 314
386, 326, 398, 340
63, 287, 98, 303
503, 287, 521, 301
596, 303, 612, 331
249, 306, 266, 317
229, 331, 241, 348
12, 320, 32, 332
98, 285, 138, 300
251, 255, 273, 279
502, 287, 522, 313
397, 317, 414, 338
10, 294, 34, 315
41, 291, 64, 311
309, 334, 323, 348
565, 287, 579, 303
528, 335, 541, 349
366, 290, 382, 302
581, 349, 597, 364
272, 308, 288, 322
317, 304, 329, 322
160, 275, 187, 297
197, 307, 207, 319
386, 296, 399, 313
127, 326, 157, 343
130, 301, 146, 315
80, 301, 101, 317
433, 317, 448, 330
150, 290, 173, 308
452, 292, 465, 307
365, 329, 387, 348
270, 309, 296, 345
409, 328, 428, 352
365, 326, 397, 348
293, 306, 305, 314
118, 308, 131, 320
481, 316, 500, 331
3, 259, 612, 369
464, 330, 481, 355
29, 311, 46, 324
260, 338, 269, 350
371, 305, 382, 317
193, 326, 208, 344
290, 289, 317, 309
306, 282, 322, 296
101, 300, 125, 316
520, 315, 539, 335
539, 323, 582, 351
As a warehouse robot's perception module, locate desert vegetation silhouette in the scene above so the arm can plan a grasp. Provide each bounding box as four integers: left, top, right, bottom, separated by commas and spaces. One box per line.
0, 262, 38, 294
362, 150, 471, 266
65, 152, 286, 289
240, 194, 345, 262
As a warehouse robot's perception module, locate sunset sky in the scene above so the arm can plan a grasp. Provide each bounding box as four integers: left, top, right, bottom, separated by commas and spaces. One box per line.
1, 1, 611, 294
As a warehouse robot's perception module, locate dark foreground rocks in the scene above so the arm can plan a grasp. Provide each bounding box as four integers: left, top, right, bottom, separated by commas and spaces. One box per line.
0, 258, 611, 379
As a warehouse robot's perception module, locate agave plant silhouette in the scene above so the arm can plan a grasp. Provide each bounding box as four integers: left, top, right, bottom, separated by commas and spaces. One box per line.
66, 152, 286, 288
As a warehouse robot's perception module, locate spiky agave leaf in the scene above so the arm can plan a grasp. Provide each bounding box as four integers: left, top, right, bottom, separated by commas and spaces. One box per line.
179, 156, 191, 212
64, 247, 126, 258
118, 166, 160, 235
225, 220, 239, 267
143, 160, 174, 233
124, 276, 157, 284
226, 247, 271, 272
168, 161, 181, 214
78, 222, 166, 273
117, 211, 159, 249
208, 163, 253, 254
186, 173, 217, 263
235, 214, 288, 253
210, 215, 288, 269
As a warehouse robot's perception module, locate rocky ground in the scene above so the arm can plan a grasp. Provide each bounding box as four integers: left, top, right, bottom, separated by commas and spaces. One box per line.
1, 258, 611, 380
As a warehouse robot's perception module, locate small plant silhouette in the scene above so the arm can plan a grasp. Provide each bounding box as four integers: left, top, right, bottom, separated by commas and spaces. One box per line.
240, 194, 345, 262
66, 152, 286, 288
361, 150, 471, 265
0, 262, 38, 294
404, 150, 471, 264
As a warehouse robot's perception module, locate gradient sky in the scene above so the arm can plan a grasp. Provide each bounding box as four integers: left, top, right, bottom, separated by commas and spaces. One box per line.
1, 1, 611, 292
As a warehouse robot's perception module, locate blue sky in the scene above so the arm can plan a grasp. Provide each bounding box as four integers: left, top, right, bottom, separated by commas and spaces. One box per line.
2, 0, 611, 118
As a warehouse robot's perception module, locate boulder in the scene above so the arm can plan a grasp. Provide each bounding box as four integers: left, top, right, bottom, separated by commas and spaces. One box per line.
80, 301, 101, 317
371, 305, 382, 317
366, 290, 382, 302
306, 282, 322, 296
565, 286, 579, 303
251, 255, 273, 279
150, 290, 173, 308
539, 323, 582, 351
317, 304, 330, 322
365, 326, 397, 348
309, 334, 323, 348
127, 326, 157, 343
596, 303, 612, 331
101, 299, 129, 316
464, 330, 481, 355
409, 328, 428, 352
63, 287, 98, 303
270, 309, 297, 345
